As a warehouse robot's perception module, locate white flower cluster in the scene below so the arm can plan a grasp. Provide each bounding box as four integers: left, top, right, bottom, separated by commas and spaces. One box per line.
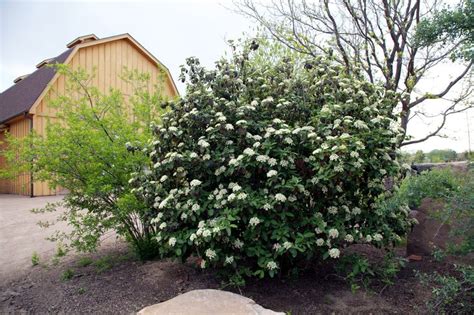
190, 179, 202, 187
198, 139, 210, 148
266, 261, 278, 270
205, 248, 217, 260
328, 228, 339, 239
267, 170, 278, 178
249, 217, 261, 226
274, 193, 286, 202
328, 248, 340, 258
168, 237, 176, 247
243, 148, 255, 156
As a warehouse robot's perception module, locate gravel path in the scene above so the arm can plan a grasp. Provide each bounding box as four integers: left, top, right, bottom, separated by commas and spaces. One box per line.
0, 194, 69, 284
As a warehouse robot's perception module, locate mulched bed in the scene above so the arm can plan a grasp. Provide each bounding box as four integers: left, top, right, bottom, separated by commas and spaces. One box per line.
0, 243, 464, 314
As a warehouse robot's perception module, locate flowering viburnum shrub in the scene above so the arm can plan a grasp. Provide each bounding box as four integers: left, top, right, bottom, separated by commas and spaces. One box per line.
130, 40, 413, 282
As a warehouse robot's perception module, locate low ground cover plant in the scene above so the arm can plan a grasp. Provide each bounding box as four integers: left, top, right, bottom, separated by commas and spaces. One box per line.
131, 39, 414, 283
61, 268, 75, 281
335, 252, 407, 292
417, 265, 474, 314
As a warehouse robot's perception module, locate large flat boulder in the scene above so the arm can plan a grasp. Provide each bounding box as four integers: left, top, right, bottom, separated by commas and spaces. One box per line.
137, 289, 283, 315
407, 198, 450, 256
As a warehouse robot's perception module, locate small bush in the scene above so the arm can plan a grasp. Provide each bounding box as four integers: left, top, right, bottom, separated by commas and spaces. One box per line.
131, 39, 413, 283
417, 265, 474, 314
398, 168, 473, 256
438, 169, 474, 255
61, 268, 75, 281
31, 252, 40, 266
56, 243, 67, 257
398, 168, 461, 209
335, 253, 406, 292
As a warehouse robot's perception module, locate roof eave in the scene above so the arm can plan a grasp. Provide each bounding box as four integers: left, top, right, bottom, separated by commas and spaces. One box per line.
0, 111, 31, 125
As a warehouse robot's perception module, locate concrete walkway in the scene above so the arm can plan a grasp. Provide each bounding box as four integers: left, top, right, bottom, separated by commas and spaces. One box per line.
0, 194, 67, 284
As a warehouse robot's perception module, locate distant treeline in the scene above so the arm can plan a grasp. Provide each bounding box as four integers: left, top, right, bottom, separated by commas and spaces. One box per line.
402, 149, 473, 164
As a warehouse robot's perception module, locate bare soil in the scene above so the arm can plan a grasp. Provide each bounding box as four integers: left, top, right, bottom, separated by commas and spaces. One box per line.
1, 195, 468, 314
0, 241, 462, 314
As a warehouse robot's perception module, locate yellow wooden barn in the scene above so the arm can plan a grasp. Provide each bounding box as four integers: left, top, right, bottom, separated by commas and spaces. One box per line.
0, 33, 178, 196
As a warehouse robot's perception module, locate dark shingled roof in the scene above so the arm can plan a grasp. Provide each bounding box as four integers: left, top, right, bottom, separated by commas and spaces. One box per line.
0, 48, 74, 124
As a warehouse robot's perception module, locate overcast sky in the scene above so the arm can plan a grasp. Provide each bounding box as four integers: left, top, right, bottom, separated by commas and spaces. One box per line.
1, 0, 472, 153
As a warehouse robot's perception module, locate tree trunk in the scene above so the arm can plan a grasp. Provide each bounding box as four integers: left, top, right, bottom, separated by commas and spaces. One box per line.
400, 99, 410, 141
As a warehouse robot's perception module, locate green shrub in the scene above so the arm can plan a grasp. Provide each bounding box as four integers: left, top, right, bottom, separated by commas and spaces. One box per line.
398, 168, 461, 208
2, 66, 172, 258
372, 192, 413, 242
56, 243, 67, 257
426, 149, 458, 163
438, 169, 474, 255
417, 265, 474, 314
397, 167, 472, 256
31, 252, 40, 266
335, 253, 407, 292
61, 268, 75, 281
131, 39, 413, 283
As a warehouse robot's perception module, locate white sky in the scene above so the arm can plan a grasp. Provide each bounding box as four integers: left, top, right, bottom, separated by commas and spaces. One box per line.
1, 0, 472, 153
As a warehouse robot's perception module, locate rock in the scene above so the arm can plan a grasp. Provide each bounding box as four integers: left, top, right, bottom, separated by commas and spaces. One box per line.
411, 161, 469, 174
137, 289, 283, 315
407, 254, 422, 261
407, 198, 451, 256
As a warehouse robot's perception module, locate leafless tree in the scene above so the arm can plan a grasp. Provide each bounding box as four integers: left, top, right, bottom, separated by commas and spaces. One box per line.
235, 0, 473, 146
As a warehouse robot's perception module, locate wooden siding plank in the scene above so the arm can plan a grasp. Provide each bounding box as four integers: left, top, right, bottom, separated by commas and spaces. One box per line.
104, 43, 111, 93
92, 46, 99, 88
110, 42, 117, 89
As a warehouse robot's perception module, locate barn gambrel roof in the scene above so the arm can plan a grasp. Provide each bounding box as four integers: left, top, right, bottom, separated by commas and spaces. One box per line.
0, 49, 73, 124
0, 33, 178, 124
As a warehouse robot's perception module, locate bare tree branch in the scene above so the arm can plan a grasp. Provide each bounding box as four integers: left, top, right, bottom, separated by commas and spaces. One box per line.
402, 103, 473, 146
409, 61, 473, 108
234, 0, 472, 146
403, 87, 473, 146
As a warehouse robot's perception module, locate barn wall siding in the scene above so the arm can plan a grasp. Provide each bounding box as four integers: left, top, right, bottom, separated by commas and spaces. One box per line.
0, 129, 9, 193
0, 117, 32, 196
